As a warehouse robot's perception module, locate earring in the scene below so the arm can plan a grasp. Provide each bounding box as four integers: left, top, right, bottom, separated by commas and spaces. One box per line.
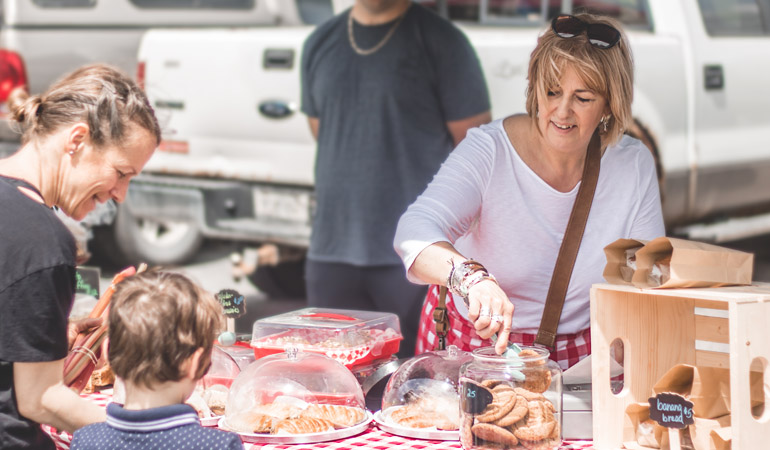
68, 151, 74, 155
600, 115, 610, 133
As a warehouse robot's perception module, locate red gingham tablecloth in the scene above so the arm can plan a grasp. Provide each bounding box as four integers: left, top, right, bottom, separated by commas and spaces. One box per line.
44, 393, 594, 450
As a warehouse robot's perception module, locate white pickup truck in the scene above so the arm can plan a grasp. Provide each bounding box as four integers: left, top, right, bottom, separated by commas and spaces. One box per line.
108, 0, 770, 292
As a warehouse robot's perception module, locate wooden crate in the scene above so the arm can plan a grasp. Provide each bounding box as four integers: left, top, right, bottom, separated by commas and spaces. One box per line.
589, 282, 770, 449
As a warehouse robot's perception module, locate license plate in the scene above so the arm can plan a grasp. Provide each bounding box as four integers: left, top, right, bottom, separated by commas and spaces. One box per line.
253, 187, 311, 224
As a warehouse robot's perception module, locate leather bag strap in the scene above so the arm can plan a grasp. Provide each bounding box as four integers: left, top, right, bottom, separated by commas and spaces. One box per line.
535, 130, 602, 349
433, 286, 449, 350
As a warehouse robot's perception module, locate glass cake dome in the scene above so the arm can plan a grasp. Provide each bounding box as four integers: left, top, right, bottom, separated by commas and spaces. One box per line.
380, 345, 472, 431
222, 348, 369, 437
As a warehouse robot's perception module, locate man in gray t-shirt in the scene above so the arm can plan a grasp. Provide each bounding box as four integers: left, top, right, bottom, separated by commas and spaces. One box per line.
301, 0, 490, 357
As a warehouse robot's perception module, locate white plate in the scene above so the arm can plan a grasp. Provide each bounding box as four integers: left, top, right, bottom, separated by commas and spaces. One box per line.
201, 415, 222, 427
373, 409, 459, 441
218, 411, 372, 444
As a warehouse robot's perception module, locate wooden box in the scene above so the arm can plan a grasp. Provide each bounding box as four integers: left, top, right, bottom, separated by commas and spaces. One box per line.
590, 283, 770, 449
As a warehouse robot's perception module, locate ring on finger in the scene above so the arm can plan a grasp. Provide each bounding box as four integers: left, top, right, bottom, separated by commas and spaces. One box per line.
479, 305, 491, 317
491, 314, 504, 324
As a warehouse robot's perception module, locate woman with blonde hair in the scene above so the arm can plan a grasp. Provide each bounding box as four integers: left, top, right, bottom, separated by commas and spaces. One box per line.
394, 13, 664, 369
0, 63, 160, 449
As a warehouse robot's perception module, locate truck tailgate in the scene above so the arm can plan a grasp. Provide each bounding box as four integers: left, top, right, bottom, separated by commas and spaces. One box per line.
139, 27, 316, 186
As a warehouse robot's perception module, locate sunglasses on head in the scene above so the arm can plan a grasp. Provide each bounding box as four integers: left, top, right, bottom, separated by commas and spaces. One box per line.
551, 14, 621, 49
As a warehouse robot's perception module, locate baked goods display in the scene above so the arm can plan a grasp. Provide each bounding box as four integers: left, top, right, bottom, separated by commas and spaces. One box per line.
377, 345, 472, 440
459, 346, 562, 450
186, 346, 240, 425
222, 348, 371, 443
461, 382, 561, 449
226, 402, 367, 435
250, 308, 402, 368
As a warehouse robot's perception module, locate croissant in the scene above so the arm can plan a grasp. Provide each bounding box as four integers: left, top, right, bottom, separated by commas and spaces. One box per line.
389, 405, 458, 430
252, 402, 302, 420
228, 411, 276, 434
300, 404, 366, 428
273, 417, 336, 434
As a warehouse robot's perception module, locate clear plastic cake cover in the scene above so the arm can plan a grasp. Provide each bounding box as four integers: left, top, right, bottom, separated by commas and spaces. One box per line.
379, 345, 472, 432
188, 346, 241, 420
221, 348, 369, 437
250, 308, 402, 368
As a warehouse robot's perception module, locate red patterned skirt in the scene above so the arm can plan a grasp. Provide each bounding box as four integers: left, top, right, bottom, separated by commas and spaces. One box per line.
415, 285, 591, 370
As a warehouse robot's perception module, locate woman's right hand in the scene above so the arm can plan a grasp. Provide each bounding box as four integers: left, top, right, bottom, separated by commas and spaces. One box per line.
466, 279, 514, 355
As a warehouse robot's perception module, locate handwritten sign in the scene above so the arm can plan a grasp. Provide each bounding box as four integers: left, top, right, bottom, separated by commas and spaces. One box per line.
216, 289, 246, 319
648, 393, 694, 429
460, 379, 494, 414
75, 267, 101, 298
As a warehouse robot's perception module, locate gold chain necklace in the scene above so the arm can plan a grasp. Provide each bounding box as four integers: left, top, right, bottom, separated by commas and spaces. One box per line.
347, 5, 410, 56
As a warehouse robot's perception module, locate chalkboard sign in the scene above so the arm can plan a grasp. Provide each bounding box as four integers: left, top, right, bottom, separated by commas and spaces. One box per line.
216, 289, 246, 319
75, 266, 101, 298
648, 393, 694, 429
460, 380, 494, 414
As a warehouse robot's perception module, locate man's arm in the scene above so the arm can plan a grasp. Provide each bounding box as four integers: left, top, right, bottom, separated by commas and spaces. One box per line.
307, 117, 320, 140
447, 111, 492, 147
14, 359, 105, 432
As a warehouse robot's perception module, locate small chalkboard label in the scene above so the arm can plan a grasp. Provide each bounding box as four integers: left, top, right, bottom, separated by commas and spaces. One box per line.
75, 266, 101, 298
648, 393, 694, 429
216, 289, 246, 319
460, 380, 494, 415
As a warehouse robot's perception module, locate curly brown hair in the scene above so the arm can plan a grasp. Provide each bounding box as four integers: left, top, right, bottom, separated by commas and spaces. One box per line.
108, 269, 224, 389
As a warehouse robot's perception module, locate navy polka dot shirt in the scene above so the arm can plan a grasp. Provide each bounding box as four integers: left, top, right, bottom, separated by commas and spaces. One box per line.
71, 403, 243, 449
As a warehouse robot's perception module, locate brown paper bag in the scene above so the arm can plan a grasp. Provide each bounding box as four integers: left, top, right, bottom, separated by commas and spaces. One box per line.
625, 402, 675, 449
709, 427, 731, 450
689, 415, 730, 450
632, 237, 753, 289
604, 238, 648, 285
652, 364, 764, 419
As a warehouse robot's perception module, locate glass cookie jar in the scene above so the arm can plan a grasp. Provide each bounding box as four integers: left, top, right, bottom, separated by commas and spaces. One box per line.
459, 346, 562, 450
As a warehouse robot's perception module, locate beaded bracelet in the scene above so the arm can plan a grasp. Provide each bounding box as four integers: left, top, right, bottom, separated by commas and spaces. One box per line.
447, 259, 497, 303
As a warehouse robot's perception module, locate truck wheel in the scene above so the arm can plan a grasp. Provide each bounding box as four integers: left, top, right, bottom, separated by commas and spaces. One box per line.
107, 205, 204, 266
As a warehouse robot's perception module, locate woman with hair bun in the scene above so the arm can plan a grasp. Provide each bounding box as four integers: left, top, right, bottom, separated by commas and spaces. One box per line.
0, 63, 160, 449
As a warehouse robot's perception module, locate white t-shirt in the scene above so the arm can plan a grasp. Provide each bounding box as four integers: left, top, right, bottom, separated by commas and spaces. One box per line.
394, 119, 665, 334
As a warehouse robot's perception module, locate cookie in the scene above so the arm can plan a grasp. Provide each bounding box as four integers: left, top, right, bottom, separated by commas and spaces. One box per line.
514, 387, 545, 402
520, 438, 561, 450
475, 389, 517, 423
460, 414, 475, 447
518, 349, 552, 394
471, 423, 519, 447
492, 394, 528, 427
512, 400, 556, 442
481, 379, 503, 389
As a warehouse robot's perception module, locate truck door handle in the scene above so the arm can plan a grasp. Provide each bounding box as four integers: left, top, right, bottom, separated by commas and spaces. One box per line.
263, 49, 294, 69
258, 100, 295, 119
704, 65, 724, 90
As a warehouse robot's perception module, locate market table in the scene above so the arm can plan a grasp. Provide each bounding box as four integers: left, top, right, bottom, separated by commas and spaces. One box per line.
43, 392, 595, 450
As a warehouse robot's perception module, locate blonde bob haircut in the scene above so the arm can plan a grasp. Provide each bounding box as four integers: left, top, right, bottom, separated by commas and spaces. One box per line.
526, 12, 633, 146
108, 269, 224, 389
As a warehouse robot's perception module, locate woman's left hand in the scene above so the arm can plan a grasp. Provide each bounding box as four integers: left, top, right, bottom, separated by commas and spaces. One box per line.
466, 279, 515, 355
67, 317, 103, 349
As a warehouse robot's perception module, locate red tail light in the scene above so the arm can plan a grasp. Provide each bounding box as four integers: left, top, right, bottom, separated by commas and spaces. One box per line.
136, 61, 146, 91
0, 49, 28, 104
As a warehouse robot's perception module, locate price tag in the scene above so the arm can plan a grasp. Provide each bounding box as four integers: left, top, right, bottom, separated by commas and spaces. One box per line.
648, 393, 694, 429
75, 266, 101, 297
460, 379, 494, 414
216, 289, 246, 319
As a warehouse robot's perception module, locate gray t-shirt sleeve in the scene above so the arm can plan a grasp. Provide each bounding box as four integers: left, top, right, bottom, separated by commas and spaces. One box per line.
422, 19, 491, 122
